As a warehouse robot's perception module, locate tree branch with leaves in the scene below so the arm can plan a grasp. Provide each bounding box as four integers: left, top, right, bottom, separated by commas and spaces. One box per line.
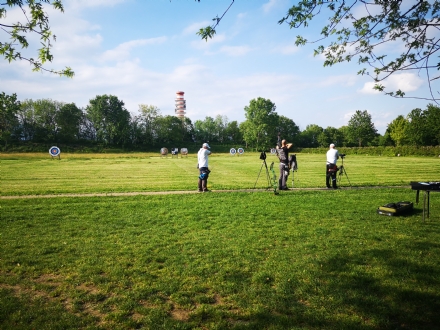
198, 0, 440, 101
278, 0, 440, 101
0, 0, 74, 77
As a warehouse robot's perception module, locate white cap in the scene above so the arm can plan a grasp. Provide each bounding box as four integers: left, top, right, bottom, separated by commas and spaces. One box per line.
330, 143, 335, 148
203, 143, 210, 149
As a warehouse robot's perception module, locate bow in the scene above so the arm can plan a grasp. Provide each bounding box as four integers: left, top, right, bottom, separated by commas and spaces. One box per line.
269, 161, 279, 195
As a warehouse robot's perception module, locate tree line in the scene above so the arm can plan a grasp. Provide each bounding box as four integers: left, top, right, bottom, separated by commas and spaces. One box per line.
1, 92, 439, 151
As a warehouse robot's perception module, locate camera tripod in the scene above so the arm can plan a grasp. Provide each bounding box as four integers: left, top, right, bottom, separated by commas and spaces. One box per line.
289, 154, 299, 188
254, 152, 278, 194
291, 168, 299, 188
337, 156, 351, 187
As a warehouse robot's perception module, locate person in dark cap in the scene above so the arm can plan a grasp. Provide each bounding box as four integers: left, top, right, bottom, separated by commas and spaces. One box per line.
197, 142, 212, 192
326, 143, 339, 189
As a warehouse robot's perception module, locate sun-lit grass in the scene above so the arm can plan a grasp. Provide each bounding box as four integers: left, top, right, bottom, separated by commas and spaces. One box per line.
1, 189, 440, 329
1, 152, 440, 329
1, 152, 439, 196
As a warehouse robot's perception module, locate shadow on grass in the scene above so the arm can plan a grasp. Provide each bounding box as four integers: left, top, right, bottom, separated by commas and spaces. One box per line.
229, 241, 440, 330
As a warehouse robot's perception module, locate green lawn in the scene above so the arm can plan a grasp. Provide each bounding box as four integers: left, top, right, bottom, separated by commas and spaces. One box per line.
1, 152, 439, 195
1, 153, 440, 329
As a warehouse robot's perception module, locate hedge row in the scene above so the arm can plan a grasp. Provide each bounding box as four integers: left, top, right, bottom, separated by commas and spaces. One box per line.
298, 146, 440, 157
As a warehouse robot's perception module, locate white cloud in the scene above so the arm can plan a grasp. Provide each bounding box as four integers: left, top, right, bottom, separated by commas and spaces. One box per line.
219, 45, 253, 56
182, 21, 211, 36
262, 0, 287, 13
319, 74, 358, 87
343, 111, 356, 122
101, 37, 167, 62
386, 73, 424, 92
191, 33, 227, 50
359, 73, 424, 95
66, 0, 128, 11
358, 81, 382, 95
273, 44, 300, 55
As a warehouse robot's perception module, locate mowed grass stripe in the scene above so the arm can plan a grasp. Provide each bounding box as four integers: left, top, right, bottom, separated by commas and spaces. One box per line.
1, 152, 440, 196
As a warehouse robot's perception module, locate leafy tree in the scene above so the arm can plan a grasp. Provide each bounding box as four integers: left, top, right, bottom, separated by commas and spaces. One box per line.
377, 130, 394, 147
194, 116, 217, 143
406, 108, 429, 146
346, 110, 377, 147
182, 117, 195, 144
56, 103, 83, 143
1, 0, 73, 77
155, 115, 184, 145
317, 126, 344, 148
225, 120, 242, 144
240, 97, 279, 151
78, 115, 95, 142
17, 99, 36, 141
33, 98, 61, 142
387, 115, 409, 146
199, 1, 440, 100
320, 126, 344, 148
86, 95, 131, 146
214, 115, 228, 143
425, 104, 440, 145
0, 91, 20, 147
299, 124, 323, 148
338, 126, 352, 147
135, 104, 162, 147
277, 115, 300, 146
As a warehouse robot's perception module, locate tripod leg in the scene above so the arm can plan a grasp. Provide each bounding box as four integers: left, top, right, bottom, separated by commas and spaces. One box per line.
344, 169, 352, 187
253, 161, 265, 189
339, 167, 351, 187
264, 161, 272, 189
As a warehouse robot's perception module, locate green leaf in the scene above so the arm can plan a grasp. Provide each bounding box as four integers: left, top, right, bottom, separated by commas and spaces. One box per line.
196, 26, 216, 42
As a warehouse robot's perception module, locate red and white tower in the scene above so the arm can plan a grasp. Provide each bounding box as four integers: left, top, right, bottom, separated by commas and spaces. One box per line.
175, 91, 186, 119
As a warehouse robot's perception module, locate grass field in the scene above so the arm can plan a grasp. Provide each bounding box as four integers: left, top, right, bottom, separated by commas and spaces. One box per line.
1, 152, 440, 195
1, 152, 440, 329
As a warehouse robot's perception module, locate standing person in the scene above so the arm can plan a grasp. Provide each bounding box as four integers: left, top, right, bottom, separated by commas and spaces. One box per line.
276, 139, 293, 190
326, 143, 339, 189
197, 142, 212, 192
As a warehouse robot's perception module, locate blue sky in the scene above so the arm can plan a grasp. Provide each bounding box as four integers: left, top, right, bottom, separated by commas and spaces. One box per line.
1, 0, 437, 134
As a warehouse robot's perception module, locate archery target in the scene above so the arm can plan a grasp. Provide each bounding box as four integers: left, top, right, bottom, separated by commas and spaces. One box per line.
49, 146, 60, 157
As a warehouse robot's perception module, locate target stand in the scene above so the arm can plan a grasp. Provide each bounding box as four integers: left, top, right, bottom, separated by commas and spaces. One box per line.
49, 146, 61, 160
160, 147, 168, 158
171, 148, 179, 158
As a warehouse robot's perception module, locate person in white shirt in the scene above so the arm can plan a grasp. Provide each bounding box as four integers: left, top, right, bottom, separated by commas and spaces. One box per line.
326, 143, 339, 189
197, 142, 212, 192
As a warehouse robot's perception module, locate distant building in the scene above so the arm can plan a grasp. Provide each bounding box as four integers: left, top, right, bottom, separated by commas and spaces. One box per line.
175, 91, 186, 119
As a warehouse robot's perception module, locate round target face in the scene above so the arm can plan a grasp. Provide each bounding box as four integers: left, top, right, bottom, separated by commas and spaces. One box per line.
270, 148, 277, 154
49, 146, 60, 156
230, 148, 236, 155
237, 148, 244, 154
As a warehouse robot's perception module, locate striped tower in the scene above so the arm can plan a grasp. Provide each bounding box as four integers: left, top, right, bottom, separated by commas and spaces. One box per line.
175, 91, 186, 119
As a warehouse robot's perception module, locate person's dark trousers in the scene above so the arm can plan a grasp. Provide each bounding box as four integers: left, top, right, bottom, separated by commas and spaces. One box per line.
198, 167, 209, 191
279, 163, 289, 190
326, 164, 337, 188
